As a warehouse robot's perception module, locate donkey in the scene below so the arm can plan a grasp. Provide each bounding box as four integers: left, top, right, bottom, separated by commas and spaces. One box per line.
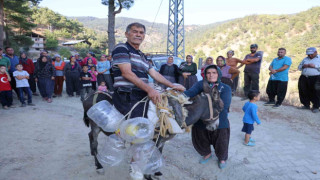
82, 85, 223, 175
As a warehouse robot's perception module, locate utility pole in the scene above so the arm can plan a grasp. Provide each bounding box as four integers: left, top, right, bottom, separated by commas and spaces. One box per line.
167, 0, 185, 59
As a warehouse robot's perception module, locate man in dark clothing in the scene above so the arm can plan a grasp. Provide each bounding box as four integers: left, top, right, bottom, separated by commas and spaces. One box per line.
111, 22, 185, 179
4, 47, 20, 98
241, 44, 263, 100
297, 47, 320, 113
80, 65, 92, 101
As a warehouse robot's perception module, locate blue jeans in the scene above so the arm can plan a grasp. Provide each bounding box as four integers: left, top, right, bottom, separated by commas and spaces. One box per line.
18, 87, 32, 104
0, 90, 13, 107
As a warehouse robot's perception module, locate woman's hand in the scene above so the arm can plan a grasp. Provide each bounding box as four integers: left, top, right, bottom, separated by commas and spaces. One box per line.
172, 84, 185, 92
51, 76, 55, 80
63, 76, 66, 80
35, 78, 38, 82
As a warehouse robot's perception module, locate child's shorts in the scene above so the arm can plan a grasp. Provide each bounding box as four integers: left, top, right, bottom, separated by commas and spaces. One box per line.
242, 123, 254, 134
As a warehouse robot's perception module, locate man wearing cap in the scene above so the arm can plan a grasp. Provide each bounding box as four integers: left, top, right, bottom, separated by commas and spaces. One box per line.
297, 47, 320, 113
241, 44, 263, 100
264, 48, 292, 108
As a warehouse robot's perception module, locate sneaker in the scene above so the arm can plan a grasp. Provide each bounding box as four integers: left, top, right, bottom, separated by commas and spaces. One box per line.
264, 101, 275, 106
20, 104, 27, 107
28, 103, 36, 106
312, 109, 319, 113
249, 137, 256, 142
272, 104, 281, 108
297, 106, 310, 110
47, 98, 52, 103
129, 165, 143, 180
52, 94, 57, 98
43, 97, 48, 101
244, 141, 255, 146
218, 161, 227, 169
3, 106, 9, 110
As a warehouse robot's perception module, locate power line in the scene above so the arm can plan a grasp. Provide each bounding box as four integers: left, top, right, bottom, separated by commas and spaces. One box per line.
151, 0, 164, 29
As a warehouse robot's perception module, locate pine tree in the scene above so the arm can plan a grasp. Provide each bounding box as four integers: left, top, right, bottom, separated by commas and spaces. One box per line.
101, 0, 134, 54
0, 0, 41, 50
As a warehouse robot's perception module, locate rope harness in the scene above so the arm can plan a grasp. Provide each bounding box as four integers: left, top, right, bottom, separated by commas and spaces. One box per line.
202, 93, 219, 123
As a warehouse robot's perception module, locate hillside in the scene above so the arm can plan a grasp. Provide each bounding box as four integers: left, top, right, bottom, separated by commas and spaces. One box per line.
70, 16, 200, 52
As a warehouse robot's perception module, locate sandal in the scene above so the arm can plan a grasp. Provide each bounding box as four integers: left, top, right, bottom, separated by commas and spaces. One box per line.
218, 161, 227, 169
199, 154, 212, 164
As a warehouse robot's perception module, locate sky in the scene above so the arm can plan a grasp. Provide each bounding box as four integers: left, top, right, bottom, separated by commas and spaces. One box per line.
39, 0, 320, 25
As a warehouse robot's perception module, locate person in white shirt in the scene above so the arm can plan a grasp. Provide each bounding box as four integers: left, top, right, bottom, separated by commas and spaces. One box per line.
13, 64, 35, 107
297, 47, 320, 113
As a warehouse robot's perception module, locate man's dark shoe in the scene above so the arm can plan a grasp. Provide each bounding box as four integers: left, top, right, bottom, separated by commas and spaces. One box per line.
264, 101, 275, 106
52, 94, 57, 98
312, 109, 319, 113
272, 104, 281, 108
297, 106, 310, 110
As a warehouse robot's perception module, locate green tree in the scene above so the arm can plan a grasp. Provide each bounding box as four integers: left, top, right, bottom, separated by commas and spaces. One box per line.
58, 47, 71, 59
0, 0, 41, 48
44, 31, 58, 50
101, 0, 134, 54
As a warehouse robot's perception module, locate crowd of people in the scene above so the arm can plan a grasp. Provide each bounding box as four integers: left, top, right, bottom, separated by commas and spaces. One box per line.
0, 48, 114, 107
1, 22, 320, 179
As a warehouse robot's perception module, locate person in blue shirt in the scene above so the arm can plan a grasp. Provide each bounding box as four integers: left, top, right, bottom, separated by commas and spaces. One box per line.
242, 90, 261, 146
184, 64, 232, 169
265, 48, 292, 108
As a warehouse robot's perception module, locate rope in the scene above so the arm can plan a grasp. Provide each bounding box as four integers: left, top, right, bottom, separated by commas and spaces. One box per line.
156, 94, 173, 137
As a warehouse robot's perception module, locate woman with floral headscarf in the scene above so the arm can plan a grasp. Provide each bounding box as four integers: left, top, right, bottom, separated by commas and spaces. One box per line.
178, 55, 198, 90
201, 56, 214, 79
184, 64, 232, 169
216, 56, 239, 90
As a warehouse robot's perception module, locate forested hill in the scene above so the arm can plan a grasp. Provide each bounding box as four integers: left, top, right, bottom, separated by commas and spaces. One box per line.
70, 16, 199, 52
72, 6, 320, 68
185, 6, 320, 68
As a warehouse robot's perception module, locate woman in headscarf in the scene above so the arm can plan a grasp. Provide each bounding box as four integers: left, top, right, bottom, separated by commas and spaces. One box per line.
184, 64, 232, 169
178, 55, 198, 90
19, 52, 38, 96
201, 57, 214, 79
159, 56, 179, 89
64, 56, 82, 97
52, 54, 65, 97
34, 56, 55, 103
216, 56, 240, 89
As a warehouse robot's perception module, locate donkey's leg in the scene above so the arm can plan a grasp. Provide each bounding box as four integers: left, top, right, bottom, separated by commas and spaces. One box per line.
89, 122, 104, 170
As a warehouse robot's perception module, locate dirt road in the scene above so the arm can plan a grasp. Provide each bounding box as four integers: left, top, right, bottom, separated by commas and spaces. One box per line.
1, 94, 320, 180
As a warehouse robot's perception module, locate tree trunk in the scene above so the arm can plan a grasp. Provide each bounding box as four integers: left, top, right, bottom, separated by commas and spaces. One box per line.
108, 0, 116, 55
0, 0, 4, 48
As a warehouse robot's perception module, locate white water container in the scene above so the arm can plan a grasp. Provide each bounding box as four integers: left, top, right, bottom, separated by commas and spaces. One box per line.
87, 100, 124, 132
97, 134, 126, 166
119, 117, 155, 144
128, 141, 164, 174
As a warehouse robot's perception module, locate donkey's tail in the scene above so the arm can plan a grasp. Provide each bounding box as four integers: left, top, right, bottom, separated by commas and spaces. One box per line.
83, 112, 90, 127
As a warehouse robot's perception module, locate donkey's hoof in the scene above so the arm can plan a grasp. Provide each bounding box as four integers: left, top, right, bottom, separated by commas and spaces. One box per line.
96, 168, 105, 175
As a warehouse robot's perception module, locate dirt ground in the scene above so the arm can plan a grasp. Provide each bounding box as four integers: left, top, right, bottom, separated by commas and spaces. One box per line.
1, 92, 320, 180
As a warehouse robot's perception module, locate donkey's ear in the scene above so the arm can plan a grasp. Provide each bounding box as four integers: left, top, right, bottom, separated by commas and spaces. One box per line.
211, 85, 220, 101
